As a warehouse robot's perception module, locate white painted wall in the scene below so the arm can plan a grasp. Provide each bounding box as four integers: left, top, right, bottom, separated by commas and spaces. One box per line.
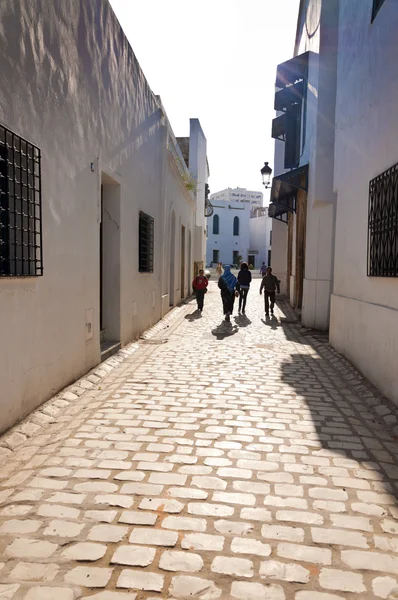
0, 0, 198, 433
189, 119, 208, 268
249, 212, 273, 269
206, 188, 263, 267
330, 0, 398, 404
206, 204, 251, 267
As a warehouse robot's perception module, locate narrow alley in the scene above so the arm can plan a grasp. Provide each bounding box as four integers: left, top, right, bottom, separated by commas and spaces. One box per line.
1, 279, 398, 600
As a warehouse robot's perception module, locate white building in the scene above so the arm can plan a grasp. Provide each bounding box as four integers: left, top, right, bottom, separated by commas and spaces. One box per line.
270, 0, 398, 405
0, 0, 208, 434
330, 0, 398, 405
206, 188, 264, 267
270, 0, 338, 329
249, 207, 273, 269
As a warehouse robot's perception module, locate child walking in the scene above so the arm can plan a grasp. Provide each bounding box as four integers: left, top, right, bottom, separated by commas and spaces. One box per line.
192, 269, 208, 312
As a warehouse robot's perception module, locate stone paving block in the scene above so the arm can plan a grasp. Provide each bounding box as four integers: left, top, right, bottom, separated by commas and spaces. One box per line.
0, 585, 20, 599
111, 545, 156, 567
43, 519, 84, 538
117, 569, 164, 592
259, 560, 310, 583
129, 527, 178, 546
159, 550, 204, 572
61, 542, 107, 561
23, 588, 76, 600
65, 566, 113, 587
10, 562, 59, 582
169, 575, 222, 599
231, 581, 286, 600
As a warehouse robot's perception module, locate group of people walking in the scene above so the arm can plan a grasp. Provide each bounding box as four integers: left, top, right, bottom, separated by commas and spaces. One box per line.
192, 263, 280, 321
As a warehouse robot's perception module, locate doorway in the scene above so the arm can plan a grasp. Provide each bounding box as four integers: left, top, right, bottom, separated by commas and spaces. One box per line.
188, 230, 192, 295
169, 212, 176, 307
248, 254, 255, 268
100, 173, 121, 360
181, 225, 186, 299
268, 250, 272, 266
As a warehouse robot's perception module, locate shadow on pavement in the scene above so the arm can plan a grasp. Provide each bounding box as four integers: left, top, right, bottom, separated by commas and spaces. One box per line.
234, 314, 252, 328
279, 335, 398, 508
261, 315, 280, 331
184, 310, 202, 322
211, 321, 239, 340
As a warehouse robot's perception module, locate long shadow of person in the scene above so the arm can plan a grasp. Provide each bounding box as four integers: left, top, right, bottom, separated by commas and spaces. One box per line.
185, 310, 202, 322
234, 314, 252, 328
261, 314, 279, 331
280, 350, 398, 510
211, 321, 239, 340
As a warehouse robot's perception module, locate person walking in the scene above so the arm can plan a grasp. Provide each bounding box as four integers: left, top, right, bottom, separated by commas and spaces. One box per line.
237, 262, 252, 314
192, 269, 208, 312
259, 261, 267, 276
218, 265, 238, 322
260, 266, 280, 318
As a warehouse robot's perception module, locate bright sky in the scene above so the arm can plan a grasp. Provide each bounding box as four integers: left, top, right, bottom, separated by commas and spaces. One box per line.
109, 0, 299, 202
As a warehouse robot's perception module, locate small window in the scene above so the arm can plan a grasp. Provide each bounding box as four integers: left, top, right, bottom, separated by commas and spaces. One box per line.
139, 211, 154, 273
372, 0, 386, 21
213, 214, 219, 235
233, 216, 239, 236
212, 249, 219, 264
368, 162, 398, 277
0, 123, 43, 276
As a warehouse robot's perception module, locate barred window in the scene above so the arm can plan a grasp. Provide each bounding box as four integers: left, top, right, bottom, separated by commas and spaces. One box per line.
368, 162, 398, 277
0, 124, 42, 276
139, 211, 154, 273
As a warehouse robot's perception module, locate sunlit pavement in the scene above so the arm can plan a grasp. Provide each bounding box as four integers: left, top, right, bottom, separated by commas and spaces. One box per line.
0, 279, 398, 599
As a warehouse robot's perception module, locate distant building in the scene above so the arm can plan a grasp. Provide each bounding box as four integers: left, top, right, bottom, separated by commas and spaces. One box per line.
249, 207, 273, 269
206, 188, 272, 268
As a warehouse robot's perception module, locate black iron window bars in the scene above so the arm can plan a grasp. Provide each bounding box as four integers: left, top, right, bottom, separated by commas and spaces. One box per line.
368, 161, 398, 277
139, 211, 154, 273
0, 124, 43, 277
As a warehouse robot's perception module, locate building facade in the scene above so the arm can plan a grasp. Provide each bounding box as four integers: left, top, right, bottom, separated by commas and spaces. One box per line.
206, 188, 263, 267
270, 0, 398, 404
0, 0, 208, 433
330, 0, 398, 404
249, 207, 273, 269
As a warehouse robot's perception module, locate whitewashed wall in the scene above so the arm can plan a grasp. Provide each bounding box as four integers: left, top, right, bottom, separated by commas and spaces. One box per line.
206, 205, 252, 267
0, 0, 197, 433
330, 0, 398, 404
249, 215, 272, 269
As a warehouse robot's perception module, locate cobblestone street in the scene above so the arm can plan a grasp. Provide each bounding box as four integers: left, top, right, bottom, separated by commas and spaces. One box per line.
1, 279, 398, 599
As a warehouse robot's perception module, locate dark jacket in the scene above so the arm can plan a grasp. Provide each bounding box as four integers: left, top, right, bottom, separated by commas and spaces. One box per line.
237, 269, 252, 288
260, 274, 280, 294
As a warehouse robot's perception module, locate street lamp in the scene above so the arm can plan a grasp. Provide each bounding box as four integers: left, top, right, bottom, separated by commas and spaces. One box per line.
261, 162, 272, 189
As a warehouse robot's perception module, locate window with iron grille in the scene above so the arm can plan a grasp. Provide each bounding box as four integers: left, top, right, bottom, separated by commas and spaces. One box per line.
139, 211, 154, 273
372, 0, 386, 22
0, 124, 42, 276
368, 162, 398, 277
